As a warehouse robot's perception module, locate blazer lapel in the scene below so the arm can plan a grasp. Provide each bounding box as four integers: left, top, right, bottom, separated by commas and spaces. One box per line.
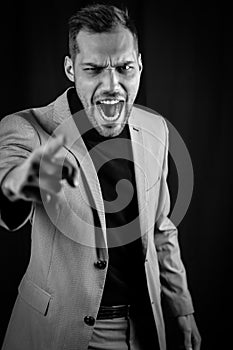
51, 89, 107, 247
129, 108, 149, 257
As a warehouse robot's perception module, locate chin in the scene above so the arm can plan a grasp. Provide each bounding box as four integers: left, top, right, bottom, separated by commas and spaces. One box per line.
98, 123, 124, 138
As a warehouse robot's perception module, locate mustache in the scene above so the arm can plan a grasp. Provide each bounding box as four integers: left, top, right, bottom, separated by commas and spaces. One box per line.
93, 92, 126, 102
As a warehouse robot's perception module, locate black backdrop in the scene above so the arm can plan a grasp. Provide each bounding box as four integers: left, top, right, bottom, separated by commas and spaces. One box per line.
0, 1, 232, 349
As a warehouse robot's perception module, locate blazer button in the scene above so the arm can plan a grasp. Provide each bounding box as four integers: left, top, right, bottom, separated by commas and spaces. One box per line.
84, 316, 95, 326
94, 260, 107, 269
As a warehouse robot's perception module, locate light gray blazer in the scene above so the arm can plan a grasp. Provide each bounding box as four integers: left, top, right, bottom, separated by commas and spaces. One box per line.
0, 88, 194, 350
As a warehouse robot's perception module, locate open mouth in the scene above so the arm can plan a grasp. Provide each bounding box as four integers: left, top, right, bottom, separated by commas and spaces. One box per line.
96, 99, 124, 122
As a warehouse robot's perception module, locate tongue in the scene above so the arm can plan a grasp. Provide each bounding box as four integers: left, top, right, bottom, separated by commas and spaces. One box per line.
100, 103, 119, 118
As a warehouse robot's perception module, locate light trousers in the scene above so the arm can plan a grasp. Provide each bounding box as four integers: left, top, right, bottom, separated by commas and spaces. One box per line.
88, 316, 151, 350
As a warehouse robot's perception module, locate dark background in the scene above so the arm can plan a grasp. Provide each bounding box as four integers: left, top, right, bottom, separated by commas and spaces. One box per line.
0, 0, 232, 349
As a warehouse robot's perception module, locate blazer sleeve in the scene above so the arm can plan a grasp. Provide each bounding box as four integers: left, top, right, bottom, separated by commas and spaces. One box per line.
154, 118, 194, 317
0, 113, 41, 231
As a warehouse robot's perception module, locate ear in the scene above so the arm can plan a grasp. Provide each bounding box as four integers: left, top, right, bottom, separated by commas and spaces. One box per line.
64, 56, 75, 82
138, 53, 143, 73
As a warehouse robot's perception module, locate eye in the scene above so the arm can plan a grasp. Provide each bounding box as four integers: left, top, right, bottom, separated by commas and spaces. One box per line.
117, 65, 134, 74
83, 67, 103, 74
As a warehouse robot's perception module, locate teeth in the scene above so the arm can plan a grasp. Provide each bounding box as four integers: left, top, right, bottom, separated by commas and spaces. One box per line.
99, 100, 120, 105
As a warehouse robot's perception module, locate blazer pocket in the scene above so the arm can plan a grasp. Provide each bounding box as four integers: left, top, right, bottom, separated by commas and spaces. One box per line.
18, 277, 52, 316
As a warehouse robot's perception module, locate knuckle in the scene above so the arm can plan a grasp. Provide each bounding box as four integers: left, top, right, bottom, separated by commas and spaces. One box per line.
184, 327, 192, 333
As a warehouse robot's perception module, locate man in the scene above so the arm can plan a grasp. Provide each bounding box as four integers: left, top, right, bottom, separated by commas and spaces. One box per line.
0, 4, 201, 350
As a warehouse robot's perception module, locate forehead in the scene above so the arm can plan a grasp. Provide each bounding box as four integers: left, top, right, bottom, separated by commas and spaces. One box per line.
75, 26, 137, 63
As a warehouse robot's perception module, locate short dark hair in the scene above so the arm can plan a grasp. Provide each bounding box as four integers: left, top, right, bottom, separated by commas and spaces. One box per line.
68, 3, 139, 61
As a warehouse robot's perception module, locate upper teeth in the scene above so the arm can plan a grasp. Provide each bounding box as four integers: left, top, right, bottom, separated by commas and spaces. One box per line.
99, 100, 120, 104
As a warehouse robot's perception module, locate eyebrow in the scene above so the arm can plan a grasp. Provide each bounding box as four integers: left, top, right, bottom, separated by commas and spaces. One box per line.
81, 61, 136, 67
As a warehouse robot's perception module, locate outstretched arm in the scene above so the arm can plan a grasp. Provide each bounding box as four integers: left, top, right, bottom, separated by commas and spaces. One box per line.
0, 114, 78, 231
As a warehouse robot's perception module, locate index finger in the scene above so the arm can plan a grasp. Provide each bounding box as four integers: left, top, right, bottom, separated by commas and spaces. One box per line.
44, 134, 66, 157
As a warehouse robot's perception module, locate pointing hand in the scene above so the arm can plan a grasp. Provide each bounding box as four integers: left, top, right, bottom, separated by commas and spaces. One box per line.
2, 134, 78, 203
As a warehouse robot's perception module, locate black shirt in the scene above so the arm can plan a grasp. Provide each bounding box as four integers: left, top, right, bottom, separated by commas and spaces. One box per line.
68, 89, 147, 305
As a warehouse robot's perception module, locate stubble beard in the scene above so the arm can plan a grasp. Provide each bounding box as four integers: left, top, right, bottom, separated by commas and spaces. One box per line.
84, 102, 132, 138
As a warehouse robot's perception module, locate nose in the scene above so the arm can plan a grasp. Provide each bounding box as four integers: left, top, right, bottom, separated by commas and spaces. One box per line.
101, 68, 120, 92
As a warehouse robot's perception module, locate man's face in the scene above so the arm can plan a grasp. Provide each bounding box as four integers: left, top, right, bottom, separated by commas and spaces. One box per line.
65, 26, 142, 137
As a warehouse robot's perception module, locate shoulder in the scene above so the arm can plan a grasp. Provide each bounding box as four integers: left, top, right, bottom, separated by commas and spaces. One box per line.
0, 104, 51, 150
0, 99, 55, 137
0, 109, 37, 135
0, 110, 41, 151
